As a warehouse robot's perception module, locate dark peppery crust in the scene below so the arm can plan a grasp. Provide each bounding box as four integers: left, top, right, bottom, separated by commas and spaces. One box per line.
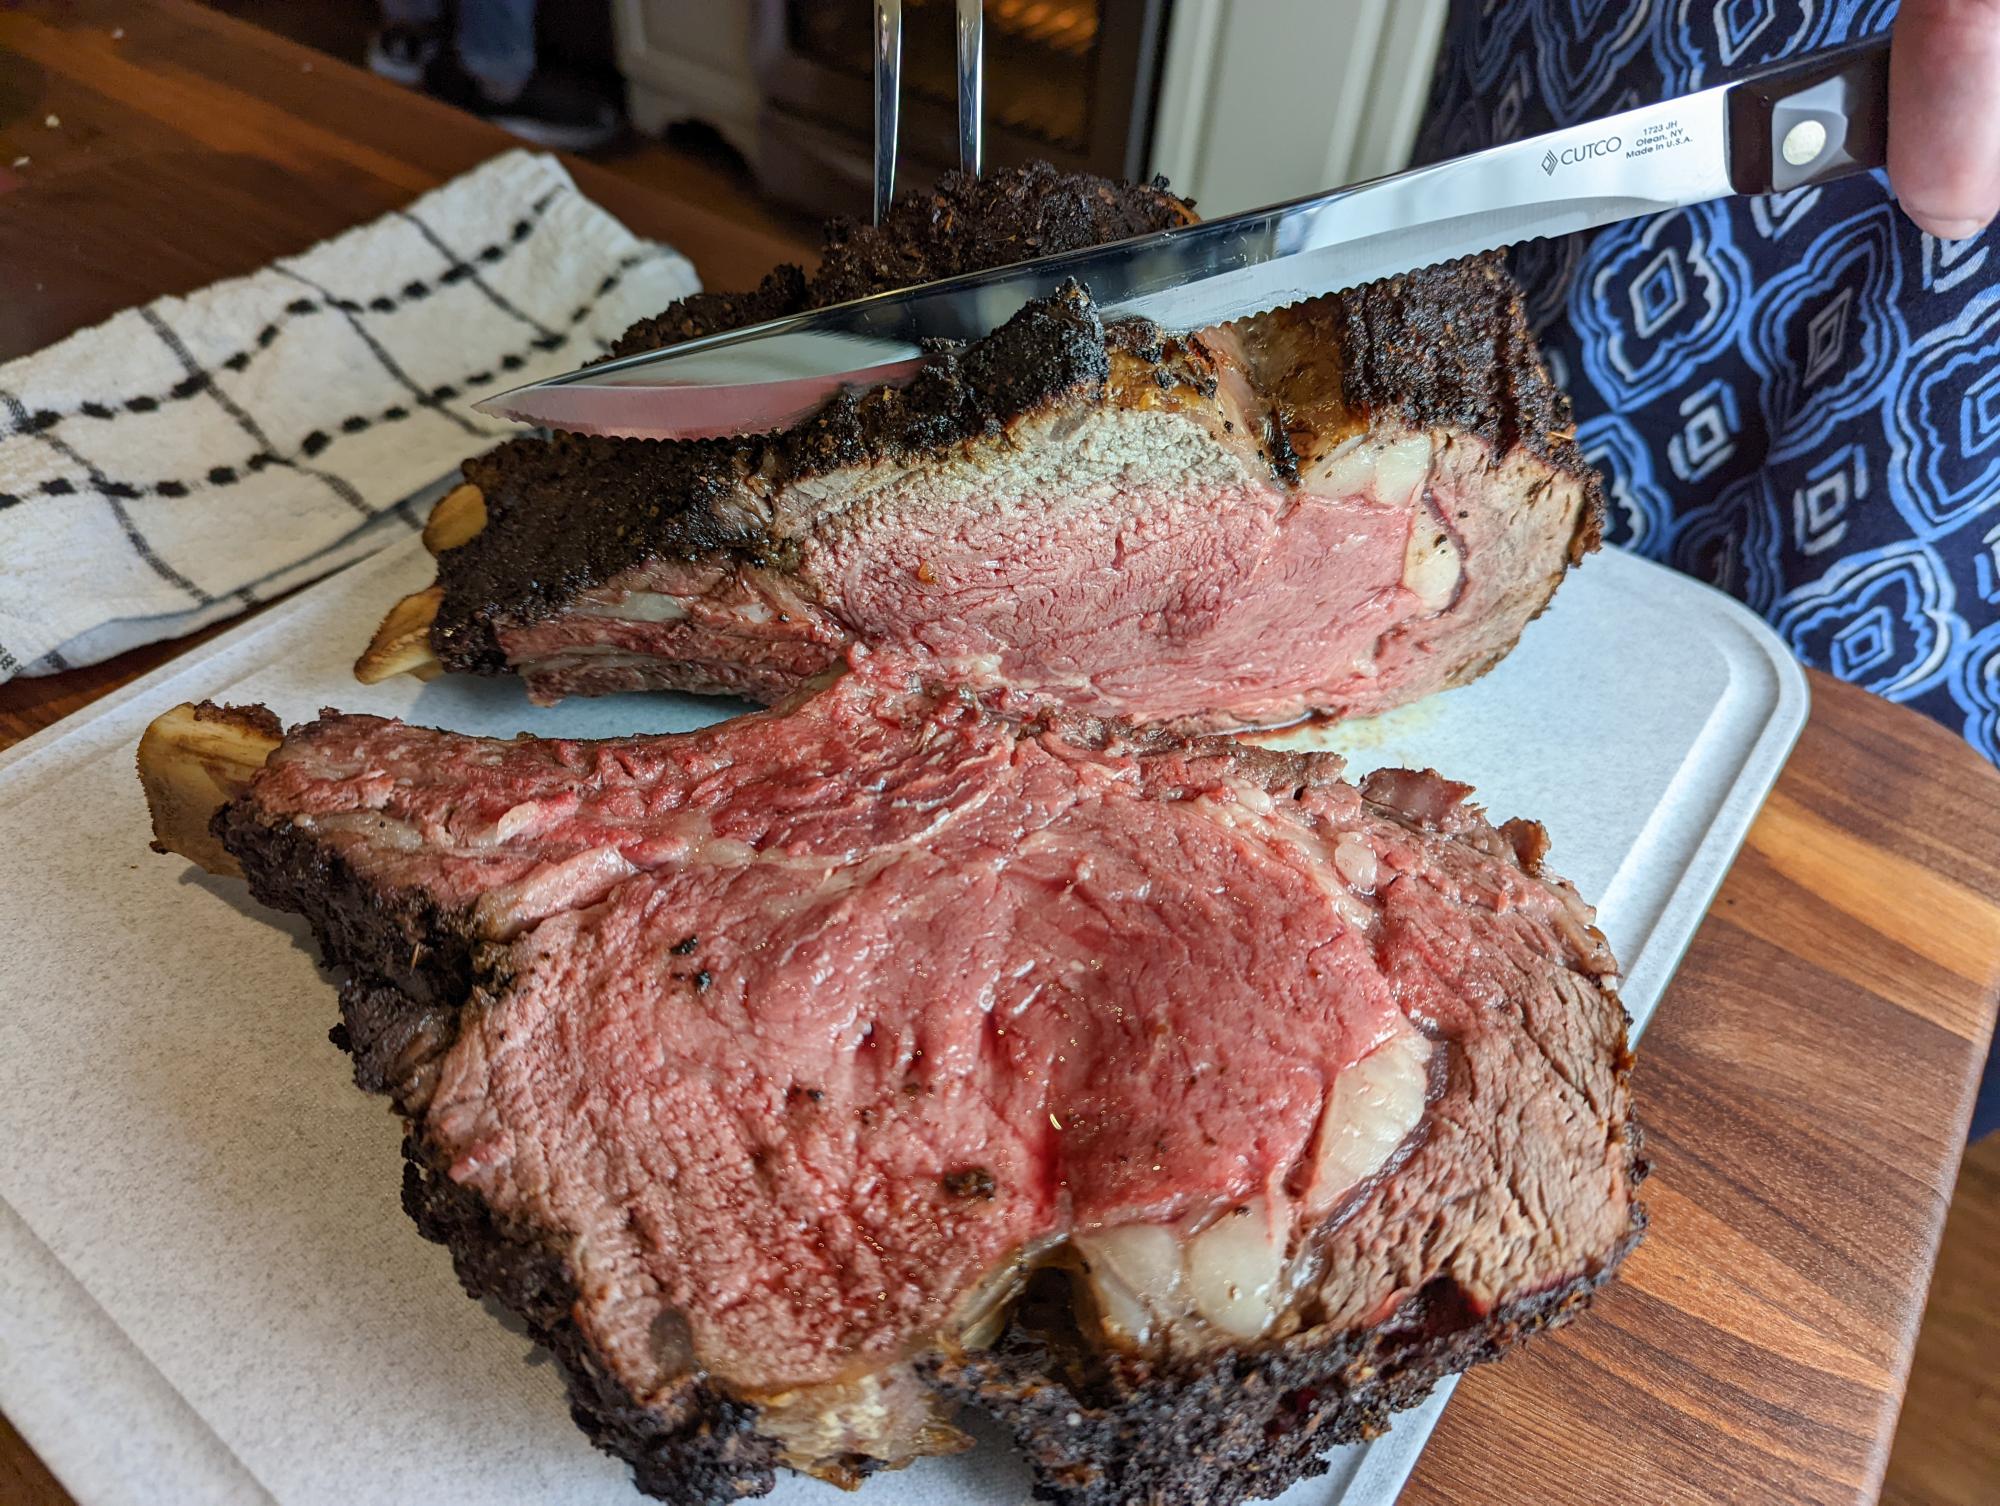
806, 164, 1195, 309
1319, 256, 1604, 558
404, 1141, 783, 1502
932, 1210, 1645, 1506
213, 798, 475, 1009
606, 265, 812, 359
434, 283, 1117, 673
212, 795, 475, 1109
605, 163, 1195, 361
192, 699, 282, 740
398, 1150, 1645, 1506
215, 797, 786, 1498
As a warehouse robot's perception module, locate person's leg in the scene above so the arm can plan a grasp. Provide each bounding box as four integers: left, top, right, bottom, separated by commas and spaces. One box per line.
370, 0, 445, 87
454, 0, 537, 104
428, 0, 622, 152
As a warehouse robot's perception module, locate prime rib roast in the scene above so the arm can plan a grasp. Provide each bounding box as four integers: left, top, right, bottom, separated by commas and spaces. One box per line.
137, 165, 1641, 1504
363, 165, 1603, 731
141, 675, 1643, 1506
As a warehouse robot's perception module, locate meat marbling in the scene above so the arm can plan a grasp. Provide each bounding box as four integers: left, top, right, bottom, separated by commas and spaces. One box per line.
208, 669, 1643, 1505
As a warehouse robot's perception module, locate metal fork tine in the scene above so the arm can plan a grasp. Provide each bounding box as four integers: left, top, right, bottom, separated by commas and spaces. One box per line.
956, 0, 984, 177
873, 0, 903, 224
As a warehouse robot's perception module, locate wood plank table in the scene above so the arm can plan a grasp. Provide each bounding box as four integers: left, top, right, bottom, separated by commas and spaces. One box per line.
4, 5, 1998, 1503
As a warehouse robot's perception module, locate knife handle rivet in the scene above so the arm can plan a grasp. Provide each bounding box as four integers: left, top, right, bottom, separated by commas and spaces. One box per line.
1781, 118, 1828, 167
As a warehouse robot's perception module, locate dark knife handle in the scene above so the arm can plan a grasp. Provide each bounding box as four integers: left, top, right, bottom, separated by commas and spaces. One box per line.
1726, 36, 1890, 195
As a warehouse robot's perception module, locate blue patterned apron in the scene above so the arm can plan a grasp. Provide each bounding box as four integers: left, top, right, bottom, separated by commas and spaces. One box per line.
1418, 0, 2000, 767
1421, 2, 2000, 1133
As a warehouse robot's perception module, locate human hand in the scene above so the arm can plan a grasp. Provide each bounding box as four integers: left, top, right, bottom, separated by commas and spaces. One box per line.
1891, 0, 2000, 239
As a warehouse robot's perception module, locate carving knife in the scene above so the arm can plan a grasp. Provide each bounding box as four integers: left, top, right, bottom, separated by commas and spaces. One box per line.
474, 37, 1889, 441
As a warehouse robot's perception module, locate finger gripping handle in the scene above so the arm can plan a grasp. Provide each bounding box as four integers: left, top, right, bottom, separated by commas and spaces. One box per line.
1726, 36, 1890, 195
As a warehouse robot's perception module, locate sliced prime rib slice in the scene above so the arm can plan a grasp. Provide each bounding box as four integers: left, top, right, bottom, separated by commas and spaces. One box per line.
158, 671, 1642, 1505
367, 166, 1601, 732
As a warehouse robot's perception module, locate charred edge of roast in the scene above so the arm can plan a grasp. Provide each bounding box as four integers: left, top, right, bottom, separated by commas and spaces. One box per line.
397, 1083, 1643, 1506
1322, 256, 1604, 560
433, 282, 1119, 673
333, 976, 462, 1110
806, 164, 1195, 312
213, 796, 478, 1108
606, 163, 1196, 362
211, 800, 476, 1011
605, 264, 813, 361
404, 1141, 783, 1504
930, 1207, 1646, 1506
216, 800, 783, 1502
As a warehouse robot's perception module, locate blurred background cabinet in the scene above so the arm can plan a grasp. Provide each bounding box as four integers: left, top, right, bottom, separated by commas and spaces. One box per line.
612, 0, 1447, 218
615, 0, 760, 159
1149, 0, 1445, 214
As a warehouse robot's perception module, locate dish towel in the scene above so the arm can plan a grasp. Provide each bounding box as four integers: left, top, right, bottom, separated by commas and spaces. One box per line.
0, 149, 699, 682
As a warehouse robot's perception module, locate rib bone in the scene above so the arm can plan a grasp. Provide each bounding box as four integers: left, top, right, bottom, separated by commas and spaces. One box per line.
423, 483, 488, 555
355, 585, 444, 684
136, 701, 282, 876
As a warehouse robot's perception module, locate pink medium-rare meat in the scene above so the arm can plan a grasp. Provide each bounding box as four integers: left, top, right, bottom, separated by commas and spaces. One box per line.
209, 670, 1642, 1506
409, 166, 1600, 732
434, 279, 1598, 729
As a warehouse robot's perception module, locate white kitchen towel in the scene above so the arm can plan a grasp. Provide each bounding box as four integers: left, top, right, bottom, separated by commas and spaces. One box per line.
0, 149, 699, 682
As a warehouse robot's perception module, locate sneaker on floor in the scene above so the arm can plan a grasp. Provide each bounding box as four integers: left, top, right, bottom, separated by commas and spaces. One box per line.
366, 23, 441, 88
425, 55, 624, 153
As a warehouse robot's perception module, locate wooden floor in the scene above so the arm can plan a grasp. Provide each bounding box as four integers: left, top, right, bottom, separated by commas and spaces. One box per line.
1883, 1132, 2000, 1505
199, 0, 820, 254
594, 126, 820, 257
71, 8, 1994, 1504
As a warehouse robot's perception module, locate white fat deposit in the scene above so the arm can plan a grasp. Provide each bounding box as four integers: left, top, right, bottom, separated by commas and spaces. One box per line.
1306, 1029, 1432, 1212
1329, 886, 1373, 932
1076, 1223, 1186, 1344
1333, 833, 1379, 890
1185, 1198, 1286, 1339
1402, 521, 1464, 611
573, 591, 691, 622
1313, 434, 1433, 506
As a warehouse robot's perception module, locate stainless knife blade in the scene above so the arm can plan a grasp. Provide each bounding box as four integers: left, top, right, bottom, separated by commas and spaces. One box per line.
475, 37, 1888, 440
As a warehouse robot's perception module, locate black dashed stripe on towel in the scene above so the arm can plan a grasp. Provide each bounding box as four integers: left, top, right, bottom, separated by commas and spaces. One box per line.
6, 247, 658, 509
400, 208, 561, 344
22, 253, 661, 506
0, 388, 212, 606
139, 307, 376, 519
272, 264, 489, 440
22, 188, 572, 438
